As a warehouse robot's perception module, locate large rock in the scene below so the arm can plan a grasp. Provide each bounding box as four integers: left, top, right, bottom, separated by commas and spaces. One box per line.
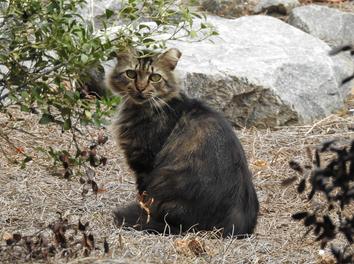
288, 5, 354, 47
167, 15, 354, 128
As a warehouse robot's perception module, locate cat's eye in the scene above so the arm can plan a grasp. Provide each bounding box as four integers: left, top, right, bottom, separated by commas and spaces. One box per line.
125, 70, 137, 79
149, 73, 162, 82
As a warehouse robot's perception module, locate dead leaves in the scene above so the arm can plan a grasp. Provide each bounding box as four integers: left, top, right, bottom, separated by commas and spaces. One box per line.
47, 128, 109, 180
175, 238, 208, 257
78, 219, 89, 232
15, 146, 25, 154
103, 238, 109, 254
251, 159, 269, 170
3, 232, 21, 246
82, 233, 95, 257
1, 215, 109, 261
318, 251, 336, 264
80, 168, 106, 196
2, 231, 56, 260
97, 129, 108, 145
49, 217, 68, 248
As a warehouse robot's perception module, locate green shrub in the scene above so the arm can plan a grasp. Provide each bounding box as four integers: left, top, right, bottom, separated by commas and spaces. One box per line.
0, 0, 214, 173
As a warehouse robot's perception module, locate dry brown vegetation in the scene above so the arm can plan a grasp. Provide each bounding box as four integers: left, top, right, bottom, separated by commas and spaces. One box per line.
0, 105, 353, 263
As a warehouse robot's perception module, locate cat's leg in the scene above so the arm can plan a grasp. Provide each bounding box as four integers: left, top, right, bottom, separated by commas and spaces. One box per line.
222, 210, 256, 239
142, 218, 181, 235
140, 184, 203, 235
222, 191, 259, 238
113, 202, 145, 228
113, 202, 181, 235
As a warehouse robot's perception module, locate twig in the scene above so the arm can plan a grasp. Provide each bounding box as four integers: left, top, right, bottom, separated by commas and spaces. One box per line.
0, 145, 14, 163
304, 115, 339, 136
0, 63, 64, 102
9, 127, 39, 138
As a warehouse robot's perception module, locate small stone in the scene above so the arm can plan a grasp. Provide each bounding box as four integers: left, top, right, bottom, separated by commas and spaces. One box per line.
200, 0, 249, 18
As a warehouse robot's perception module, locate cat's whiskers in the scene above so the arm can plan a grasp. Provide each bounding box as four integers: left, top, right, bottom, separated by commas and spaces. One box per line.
150, 97, 163, 115
148, 98, 159, 115
145, 92, 156, 111
120, 95, 129, 105
151, 97, 168, 121
156, 96, 174, 113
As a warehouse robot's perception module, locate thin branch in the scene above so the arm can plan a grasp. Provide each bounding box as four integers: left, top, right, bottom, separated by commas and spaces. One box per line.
0, 63, 64, 102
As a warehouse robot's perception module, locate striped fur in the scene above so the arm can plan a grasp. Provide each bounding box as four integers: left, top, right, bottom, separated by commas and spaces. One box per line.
107, 48, 259, 237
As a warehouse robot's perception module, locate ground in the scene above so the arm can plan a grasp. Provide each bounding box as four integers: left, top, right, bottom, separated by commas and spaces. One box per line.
1, 0, 354, 262
0, 102, 353, 263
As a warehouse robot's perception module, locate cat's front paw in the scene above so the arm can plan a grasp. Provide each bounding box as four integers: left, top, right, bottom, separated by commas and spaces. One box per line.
112, 202, 146, 228
112, 207, 125, 227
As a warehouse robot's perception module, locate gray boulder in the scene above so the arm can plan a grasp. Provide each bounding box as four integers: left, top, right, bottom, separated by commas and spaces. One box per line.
288, 5, 354, 47
167, 15, 354, 128
254, 0, 300, 15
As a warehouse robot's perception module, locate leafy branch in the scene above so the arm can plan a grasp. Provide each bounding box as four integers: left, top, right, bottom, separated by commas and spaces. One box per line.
0, 0, 214, 176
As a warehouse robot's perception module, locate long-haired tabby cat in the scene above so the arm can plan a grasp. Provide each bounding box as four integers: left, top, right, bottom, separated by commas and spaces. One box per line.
108, 48, 259, 237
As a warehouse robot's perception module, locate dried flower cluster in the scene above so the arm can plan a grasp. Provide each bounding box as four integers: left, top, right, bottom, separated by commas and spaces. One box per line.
0, 213, 109, 262
285, 139, 354, 263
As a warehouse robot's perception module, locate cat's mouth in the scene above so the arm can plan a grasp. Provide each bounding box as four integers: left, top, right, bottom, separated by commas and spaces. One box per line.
130, 92, 149, 104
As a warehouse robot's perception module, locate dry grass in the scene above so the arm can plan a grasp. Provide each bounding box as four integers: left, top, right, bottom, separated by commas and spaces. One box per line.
0, 106, 353, 264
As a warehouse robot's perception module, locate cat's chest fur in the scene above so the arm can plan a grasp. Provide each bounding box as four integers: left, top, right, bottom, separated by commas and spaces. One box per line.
114, 99, 181, 175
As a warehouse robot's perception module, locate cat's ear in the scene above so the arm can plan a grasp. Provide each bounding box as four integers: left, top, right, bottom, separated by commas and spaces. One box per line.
116, 53, 131, 65
156, 48, 182, 71
116, 48, 137, 66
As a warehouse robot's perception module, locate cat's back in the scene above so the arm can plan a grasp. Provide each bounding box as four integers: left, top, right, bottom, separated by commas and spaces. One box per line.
160, 94, 248, 173
157, 95, 256, 228
174, 94, 241, 147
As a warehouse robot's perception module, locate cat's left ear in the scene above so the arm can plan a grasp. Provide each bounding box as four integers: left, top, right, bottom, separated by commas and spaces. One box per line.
156, 48, 182, 71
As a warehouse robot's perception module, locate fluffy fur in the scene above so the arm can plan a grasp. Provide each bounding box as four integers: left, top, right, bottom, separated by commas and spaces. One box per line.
108, 48, 259, 237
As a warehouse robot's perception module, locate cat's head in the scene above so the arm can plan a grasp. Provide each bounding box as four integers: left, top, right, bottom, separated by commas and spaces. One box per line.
108, 48, 182, 104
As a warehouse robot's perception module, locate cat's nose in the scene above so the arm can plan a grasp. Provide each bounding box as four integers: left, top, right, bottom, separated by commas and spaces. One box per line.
136, 83, 146, 92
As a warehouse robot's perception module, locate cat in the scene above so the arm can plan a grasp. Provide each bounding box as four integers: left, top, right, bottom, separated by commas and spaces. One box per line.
107, 48, 259, 237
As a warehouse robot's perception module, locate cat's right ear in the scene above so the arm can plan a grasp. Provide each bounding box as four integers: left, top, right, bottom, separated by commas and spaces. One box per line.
116, 48, 138, 66
156, 48, 182, 71
116, 52, 133, 66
